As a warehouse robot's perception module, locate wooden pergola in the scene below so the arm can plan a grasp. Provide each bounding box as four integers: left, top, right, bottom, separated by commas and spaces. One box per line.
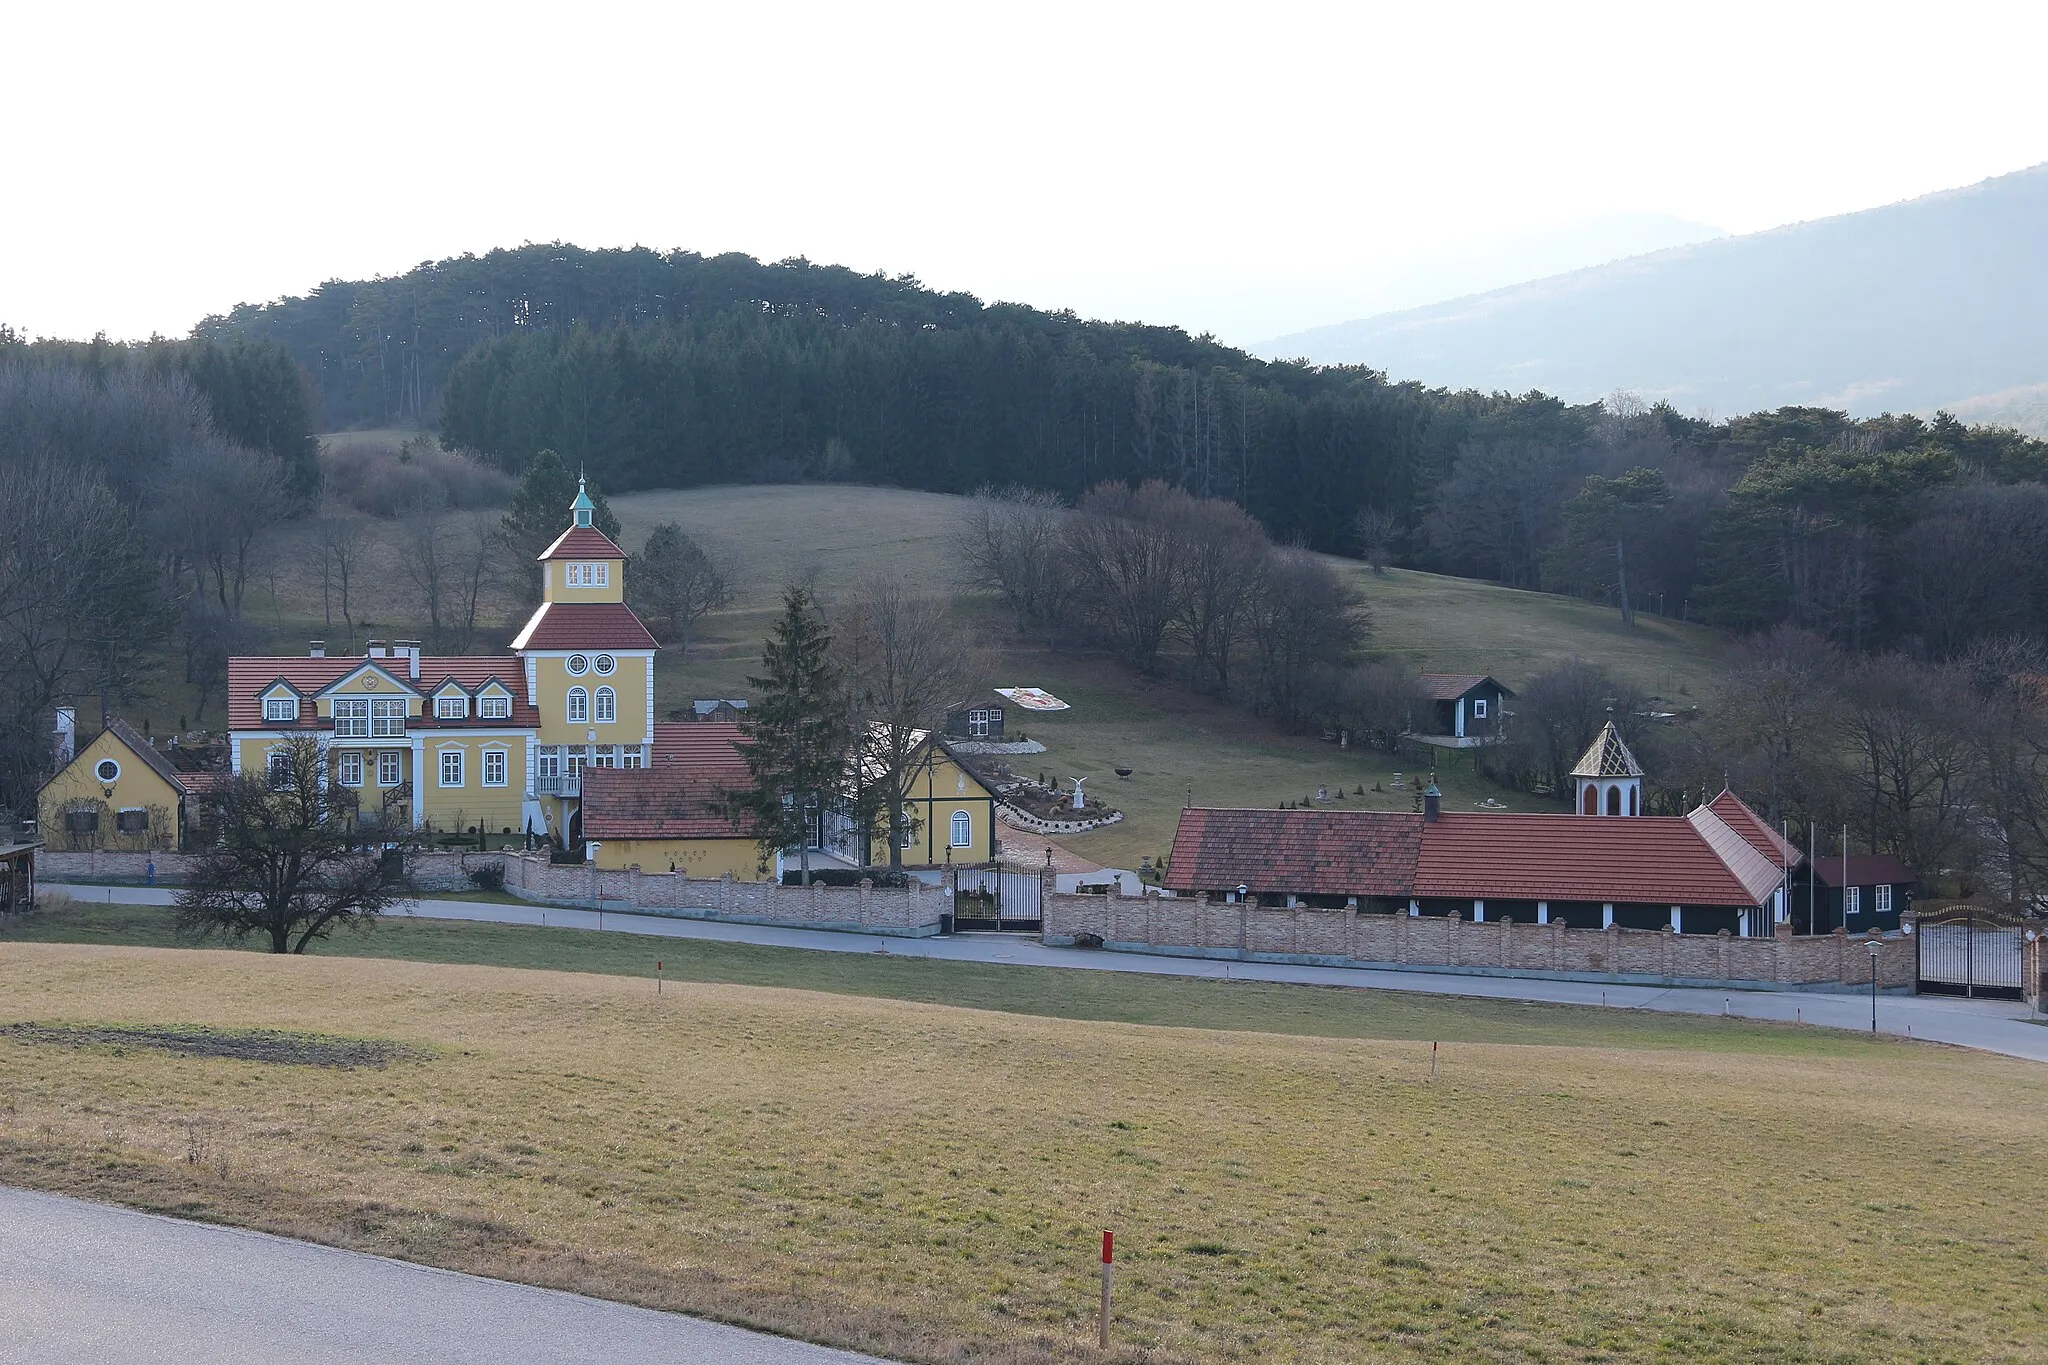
0, 839, 39, 913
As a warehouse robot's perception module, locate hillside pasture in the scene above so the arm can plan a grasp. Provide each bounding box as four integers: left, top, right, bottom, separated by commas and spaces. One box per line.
0, 941, 2041, 1364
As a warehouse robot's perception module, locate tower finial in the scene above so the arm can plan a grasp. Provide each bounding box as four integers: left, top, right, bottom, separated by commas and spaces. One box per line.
570, 469, 595, 529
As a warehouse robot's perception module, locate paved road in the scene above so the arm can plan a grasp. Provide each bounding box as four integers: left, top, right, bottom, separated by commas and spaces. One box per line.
0, 1186, 889, 1365
46, 883, 2048, 1064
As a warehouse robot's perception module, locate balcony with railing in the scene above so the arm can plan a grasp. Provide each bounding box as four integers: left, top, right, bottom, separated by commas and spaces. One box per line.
533, 773, 580, 797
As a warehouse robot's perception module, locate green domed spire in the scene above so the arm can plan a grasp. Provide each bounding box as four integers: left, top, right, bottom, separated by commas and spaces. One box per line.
570, 470, 595, 528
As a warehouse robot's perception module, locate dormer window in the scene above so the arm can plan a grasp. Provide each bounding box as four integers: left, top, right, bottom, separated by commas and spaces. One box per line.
566, 563, 610, 588
435, 694, 468, 720
479, 692, 511, 720
264, 695, 299, 723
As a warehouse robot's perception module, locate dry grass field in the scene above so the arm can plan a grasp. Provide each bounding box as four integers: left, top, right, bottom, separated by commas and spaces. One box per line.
1, 939, 2044, 1363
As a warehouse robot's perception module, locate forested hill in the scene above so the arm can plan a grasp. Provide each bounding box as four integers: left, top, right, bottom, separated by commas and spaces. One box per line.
197, 243, 1599, 551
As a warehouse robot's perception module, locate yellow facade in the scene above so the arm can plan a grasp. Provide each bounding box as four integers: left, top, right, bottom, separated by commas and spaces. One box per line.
870, 744, 999, 867
592, 837, 761, 878
528, 653, 653, 746
39, 728, 183, 852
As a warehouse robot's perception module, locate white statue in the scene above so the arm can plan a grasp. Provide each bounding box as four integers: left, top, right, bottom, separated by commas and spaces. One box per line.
1070, 776, 1087, 811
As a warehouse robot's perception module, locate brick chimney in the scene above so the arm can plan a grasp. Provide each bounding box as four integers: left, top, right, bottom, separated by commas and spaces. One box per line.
1423, 784, 1441, 824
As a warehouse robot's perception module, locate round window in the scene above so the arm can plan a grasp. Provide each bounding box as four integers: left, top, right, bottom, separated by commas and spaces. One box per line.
566, 654, 589, 676
594, 654, 616, 675
95, 758, 121, 783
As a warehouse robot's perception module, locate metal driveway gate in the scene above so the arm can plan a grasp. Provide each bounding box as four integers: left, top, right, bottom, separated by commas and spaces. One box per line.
1914, 906, 2027, 1000
952, 865, 1043, 932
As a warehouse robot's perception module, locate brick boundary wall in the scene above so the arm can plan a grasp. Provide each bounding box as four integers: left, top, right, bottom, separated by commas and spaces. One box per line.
40, 850, 946, 937
1042, 886, 1917, 993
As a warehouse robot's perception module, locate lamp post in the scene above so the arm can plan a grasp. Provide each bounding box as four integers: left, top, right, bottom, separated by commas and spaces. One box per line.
1866, 937, 1881, 1033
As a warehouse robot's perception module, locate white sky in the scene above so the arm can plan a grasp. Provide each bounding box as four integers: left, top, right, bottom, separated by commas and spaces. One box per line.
6, 0, 2045, 347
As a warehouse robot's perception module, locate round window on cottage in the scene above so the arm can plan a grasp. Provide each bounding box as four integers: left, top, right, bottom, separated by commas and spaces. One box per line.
95, 759, 121, 783
594, 654, 616, 675
566, 654, 589, 676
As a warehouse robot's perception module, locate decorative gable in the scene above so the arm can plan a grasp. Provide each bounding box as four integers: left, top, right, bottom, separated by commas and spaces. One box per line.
314, 661, 421, 699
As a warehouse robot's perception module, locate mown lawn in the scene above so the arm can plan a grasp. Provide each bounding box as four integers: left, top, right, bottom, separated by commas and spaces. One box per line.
0, 938, 2040, 1364
0, 898, 1879, 1055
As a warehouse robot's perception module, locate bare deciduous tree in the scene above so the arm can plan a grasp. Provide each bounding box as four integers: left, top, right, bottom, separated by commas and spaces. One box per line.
834, 572, 982, 870
1352, 507, 1400, 574
629, 521, 734, 656
954, 485, 1067, 634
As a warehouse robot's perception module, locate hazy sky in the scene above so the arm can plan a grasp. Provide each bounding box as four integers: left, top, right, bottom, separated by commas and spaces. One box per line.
7, 1, 2045, 346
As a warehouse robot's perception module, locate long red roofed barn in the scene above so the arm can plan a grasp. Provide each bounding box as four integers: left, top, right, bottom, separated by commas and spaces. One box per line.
1167, 722, 1806, 937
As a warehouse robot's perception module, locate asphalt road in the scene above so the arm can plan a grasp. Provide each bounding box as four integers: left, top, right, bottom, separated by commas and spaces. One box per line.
42, 883, 2048, 1064
0, 1186, 891, 1365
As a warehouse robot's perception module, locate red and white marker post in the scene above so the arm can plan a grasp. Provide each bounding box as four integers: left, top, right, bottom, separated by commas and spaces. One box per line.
1099, 1229, 1114, 1348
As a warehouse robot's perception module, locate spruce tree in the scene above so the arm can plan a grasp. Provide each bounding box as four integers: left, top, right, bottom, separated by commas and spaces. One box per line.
501, 448, 623, 568
737, 585, 852, 884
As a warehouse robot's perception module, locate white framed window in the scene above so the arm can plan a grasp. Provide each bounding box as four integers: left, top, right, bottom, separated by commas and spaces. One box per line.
64, 808, 99, 835
567, 687, 589, 723
900, 807, 916, 848
967, 708, 990, 737
566, 654, 589, 676
336, 751, 363, 787
332, 697, 368, 737
1844, 885, 1861, 915
371, 697, 406, 737
479, 692, 511, 720
950, 811, 971, 848
116, 807, 150, 835
435, 694, 468, 720
594, 686, 616, 723
482, 749, 508, 787
378, 750, 403, 787
567, 562, 610, 588
264, 695, 299, 722
267, 749, 293, 788
536, 745, 560, 778
1473, 698, 1488, 719
1875, 883, 1893, 913
594, 654, 616, 675
94, 758, 122, 784
619, 744, 644, 769
565, 748, 585, 777
591, 745, 616, 769
439, 750, 464, 787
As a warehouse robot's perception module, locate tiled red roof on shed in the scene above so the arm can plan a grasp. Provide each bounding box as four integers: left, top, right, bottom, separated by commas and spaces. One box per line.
1812, 853, 1915, 888
537, 525, 627, 561
1419, 673, 1499, 701
1416, 812, 1759, 906
1164, 808, 1421, 897
580, 768, 748, 840
509, 602, 659, 651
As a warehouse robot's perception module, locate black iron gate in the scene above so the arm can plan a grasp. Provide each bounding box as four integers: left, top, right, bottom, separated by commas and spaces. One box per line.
951, 865, 1043, 932
1914, 906, 2028, 1000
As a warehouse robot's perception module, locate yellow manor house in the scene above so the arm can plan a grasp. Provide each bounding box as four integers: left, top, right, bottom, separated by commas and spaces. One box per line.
227, 480, 655, 845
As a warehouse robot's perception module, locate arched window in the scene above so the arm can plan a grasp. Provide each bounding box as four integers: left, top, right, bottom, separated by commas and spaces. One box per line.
1628, 786, 1639, 816
950, 811, 971, 848
567, 687, 589, 724
594, 686, 616, 723
1605, 785, 1622, 816
1582, 786, 1597, 815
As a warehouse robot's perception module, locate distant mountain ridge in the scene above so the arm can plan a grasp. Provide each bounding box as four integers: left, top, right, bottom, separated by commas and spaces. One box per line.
1260, 164, 2048, 430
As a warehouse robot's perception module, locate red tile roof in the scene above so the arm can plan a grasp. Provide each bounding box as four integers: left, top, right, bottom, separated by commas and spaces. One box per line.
1812, 853, 1915, 888
1164, 808, 1421, 896
509, 602, 659, 651
650, 721, 750, 785
1420, 673, 1511, 701
581, 767, 749, 840
1705, 790, 1800, 865
1416, 812, 1760, 906
226, 656, 536, 730
538, 525, 627, 561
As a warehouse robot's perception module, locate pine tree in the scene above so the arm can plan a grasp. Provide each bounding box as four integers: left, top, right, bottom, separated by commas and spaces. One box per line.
737, 586, 853, 884
500, 449, 623, 594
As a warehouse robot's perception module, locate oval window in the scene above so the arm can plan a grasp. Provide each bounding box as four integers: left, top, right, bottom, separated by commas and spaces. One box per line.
95, 759, 121, 783
594, 654, 616, 675
566, 654, 589, 676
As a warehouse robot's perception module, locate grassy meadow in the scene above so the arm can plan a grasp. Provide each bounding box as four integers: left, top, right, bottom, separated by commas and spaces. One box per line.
1, 927, 2042, 1364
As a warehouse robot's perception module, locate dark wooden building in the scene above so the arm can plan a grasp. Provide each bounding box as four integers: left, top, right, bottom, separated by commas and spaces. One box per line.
1413, 674, 1513, 746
